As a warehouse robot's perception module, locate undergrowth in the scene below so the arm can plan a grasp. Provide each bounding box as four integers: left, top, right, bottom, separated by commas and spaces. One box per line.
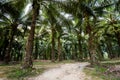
84, 60, 120, 80
7, 68, 44, 80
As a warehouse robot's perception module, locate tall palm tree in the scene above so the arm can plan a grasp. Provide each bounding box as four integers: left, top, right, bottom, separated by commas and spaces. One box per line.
56, 0, 99, 64
22, 0, 74, 67
0, 0, 27, 63
93, 0, 120, 59
22, 0, 40, 69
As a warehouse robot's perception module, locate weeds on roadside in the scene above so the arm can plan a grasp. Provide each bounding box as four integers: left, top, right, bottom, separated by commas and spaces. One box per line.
84, 61, 120, 80
7, 68, 44, 80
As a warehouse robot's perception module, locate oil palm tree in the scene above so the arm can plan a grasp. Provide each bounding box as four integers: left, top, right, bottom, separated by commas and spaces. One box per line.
56, 0, 98, 64
0, 0, 27, 63
22, 0, 72, 68
22, 0, 40, 69
39, 3, 73, 62
93, 0, 120, 59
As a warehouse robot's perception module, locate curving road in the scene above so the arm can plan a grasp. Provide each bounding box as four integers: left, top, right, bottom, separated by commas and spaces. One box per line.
29, 62, 92, 80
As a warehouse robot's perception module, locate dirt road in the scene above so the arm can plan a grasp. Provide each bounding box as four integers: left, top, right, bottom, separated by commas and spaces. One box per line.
29, 62, 92, 80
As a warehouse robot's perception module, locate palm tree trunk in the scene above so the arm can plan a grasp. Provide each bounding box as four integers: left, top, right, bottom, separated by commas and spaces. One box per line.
57, 36, 62, 61
0, 48, 2, 61
4, 23, 18, 64
114, 27, 120, 57
115, 32, 120, 47
0, 38, 8, 61
51, 27, 55, 62
73, 43, 77, 60
34, 37, 39, 59
86, 16, 98, 65
106, 39, 114, 59
117, 33, 120, 57
97, 44, 103, 60
22, 0, 39, 69
77, 34, 83, 60
88, 34, 98, 65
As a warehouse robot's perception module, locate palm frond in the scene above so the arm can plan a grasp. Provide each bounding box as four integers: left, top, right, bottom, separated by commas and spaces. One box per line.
0, 13, 12, 24
115, 0, 120, 13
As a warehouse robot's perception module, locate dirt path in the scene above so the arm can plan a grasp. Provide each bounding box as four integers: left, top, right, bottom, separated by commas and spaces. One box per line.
29, 62, 92, 80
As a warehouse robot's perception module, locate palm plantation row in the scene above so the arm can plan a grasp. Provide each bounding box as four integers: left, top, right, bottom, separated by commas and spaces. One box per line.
0, 0, 120, 69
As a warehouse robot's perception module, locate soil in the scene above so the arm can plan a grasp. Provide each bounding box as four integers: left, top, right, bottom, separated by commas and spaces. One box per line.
29, 62, 92, 80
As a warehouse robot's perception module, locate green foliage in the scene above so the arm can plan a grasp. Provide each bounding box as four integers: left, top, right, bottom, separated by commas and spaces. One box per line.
7, 68, 44, 79
95, 65, 106, 73
84, 60, 120, 80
